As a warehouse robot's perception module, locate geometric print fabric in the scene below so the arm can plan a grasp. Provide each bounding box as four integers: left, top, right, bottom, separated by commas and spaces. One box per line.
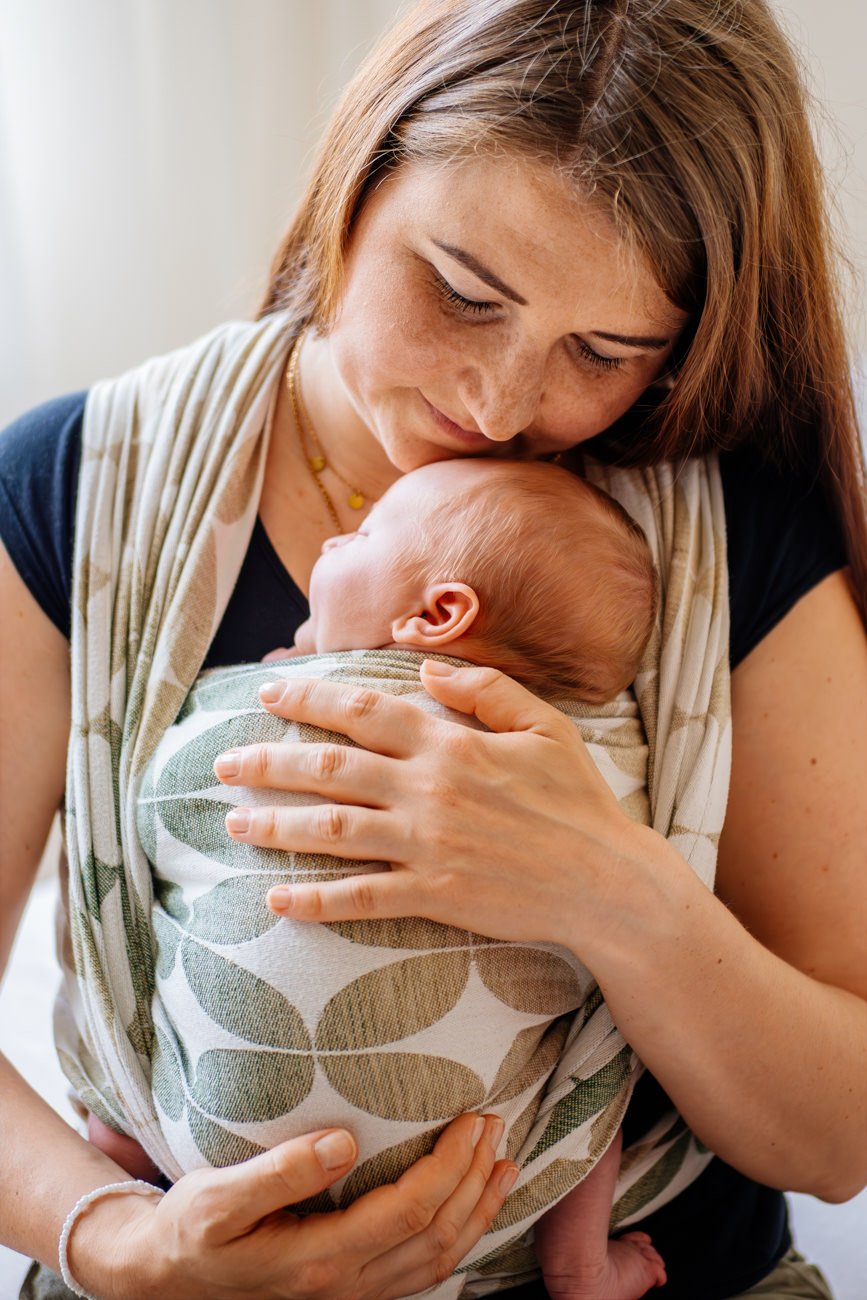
59, 318, 731, 1294
137, 653, 628, 1194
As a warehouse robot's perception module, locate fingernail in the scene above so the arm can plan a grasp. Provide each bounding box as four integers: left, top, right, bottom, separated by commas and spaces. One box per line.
486, 1117, 505, 1152
226, 808, 251, 835
267, 886, 293, 912
259, 681, 284, 704
314, 1130, 356, 1171
498, 1164, 519, 1196
214, 750, 240, 778
471, 1117, 485, 1147
422, 660, 457, 677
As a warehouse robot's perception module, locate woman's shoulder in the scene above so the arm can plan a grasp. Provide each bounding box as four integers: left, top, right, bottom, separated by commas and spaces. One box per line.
0, 390, 87, 459
719, 443, 846, 668
0, 391, 87, 637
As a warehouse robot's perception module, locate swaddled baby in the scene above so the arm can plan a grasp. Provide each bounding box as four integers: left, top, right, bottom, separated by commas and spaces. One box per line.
125, 458, 662, 1296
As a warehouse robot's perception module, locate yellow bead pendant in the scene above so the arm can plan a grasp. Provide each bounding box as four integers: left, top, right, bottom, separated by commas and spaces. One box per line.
348, 490, 365, 510
309, 454, 326, 473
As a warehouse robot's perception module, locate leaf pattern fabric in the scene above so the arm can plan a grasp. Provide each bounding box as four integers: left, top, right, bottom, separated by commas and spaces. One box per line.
56, 317, 731, 1295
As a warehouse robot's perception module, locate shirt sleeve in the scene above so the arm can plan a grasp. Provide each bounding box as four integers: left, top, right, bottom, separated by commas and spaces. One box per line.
0, 392, 85, 638
720, 445, 847, 669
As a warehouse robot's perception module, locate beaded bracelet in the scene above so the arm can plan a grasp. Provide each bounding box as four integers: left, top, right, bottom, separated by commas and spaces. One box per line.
58, 1179, 165, 1299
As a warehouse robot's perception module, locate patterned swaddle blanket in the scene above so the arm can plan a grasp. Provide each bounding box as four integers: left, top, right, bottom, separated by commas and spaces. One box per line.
57, 317, 730, 1295
136, 650, 650, 1200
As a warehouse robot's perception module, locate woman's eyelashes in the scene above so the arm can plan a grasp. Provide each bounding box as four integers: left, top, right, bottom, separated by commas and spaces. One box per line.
430, 267, 625, 373
572, 339, 624, 372
431, 269, 498, 318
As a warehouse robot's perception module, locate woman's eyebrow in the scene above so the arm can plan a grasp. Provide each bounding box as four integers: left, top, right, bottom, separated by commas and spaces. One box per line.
432, 240, 674, 347
589, 330, 672, 350
431, 240, 528, 305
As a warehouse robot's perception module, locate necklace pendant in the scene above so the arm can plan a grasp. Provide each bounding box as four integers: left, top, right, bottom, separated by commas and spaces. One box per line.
309, 454, 326, 473
348, 490, 365, 510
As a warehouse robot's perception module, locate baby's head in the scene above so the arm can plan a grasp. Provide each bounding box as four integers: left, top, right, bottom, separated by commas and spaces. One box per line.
295, 459, 657, 702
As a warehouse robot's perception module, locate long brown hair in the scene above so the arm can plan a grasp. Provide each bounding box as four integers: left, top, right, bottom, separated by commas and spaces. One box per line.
260, 0, 867, 620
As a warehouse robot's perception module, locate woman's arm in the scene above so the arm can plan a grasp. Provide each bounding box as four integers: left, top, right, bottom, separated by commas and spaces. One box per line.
0, 544, 514, 1295
232, 573, 867, 1201
580, 568, 867, 1200
0, 544, 69, 968
0, 541, 144, 1270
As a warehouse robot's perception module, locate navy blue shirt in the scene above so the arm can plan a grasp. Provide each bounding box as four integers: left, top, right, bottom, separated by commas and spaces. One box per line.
0, 392, 847, 1299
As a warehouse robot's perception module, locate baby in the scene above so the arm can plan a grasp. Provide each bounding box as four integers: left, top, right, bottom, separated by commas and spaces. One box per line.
101, 459, 665, 1298
278, 458, 665, 1298
285, 458, 655, 702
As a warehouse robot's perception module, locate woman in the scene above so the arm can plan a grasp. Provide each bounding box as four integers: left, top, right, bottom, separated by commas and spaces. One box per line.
1, 1, 865, 1297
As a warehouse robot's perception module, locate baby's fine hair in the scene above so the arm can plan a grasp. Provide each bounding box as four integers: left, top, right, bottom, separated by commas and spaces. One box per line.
409, 461, 657, 702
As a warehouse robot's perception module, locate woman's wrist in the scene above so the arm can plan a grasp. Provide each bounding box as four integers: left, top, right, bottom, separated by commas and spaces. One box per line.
65, 1182, 166, 1300
555, 818, 694, 974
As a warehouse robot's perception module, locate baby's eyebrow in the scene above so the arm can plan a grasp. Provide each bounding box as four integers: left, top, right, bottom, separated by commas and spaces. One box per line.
431, 240, 528, 306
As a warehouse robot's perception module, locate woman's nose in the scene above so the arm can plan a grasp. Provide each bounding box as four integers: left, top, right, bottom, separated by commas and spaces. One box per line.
461, 350, 545, 440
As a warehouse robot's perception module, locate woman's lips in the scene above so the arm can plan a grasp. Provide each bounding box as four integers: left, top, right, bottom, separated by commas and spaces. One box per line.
422, 396, 493, 448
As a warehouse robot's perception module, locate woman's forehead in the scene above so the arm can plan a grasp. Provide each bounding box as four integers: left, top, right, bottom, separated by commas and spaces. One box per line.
364, 154, 685, 335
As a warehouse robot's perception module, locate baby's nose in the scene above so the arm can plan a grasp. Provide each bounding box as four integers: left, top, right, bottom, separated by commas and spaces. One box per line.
322, 532, 355, 551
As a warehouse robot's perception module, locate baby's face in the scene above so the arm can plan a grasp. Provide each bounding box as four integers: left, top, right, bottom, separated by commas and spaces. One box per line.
293, 461, 486, 656
293, 475, 429, 656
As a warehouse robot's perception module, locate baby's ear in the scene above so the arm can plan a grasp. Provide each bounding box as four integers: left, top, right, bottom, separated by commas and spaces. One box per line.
391, 583, 480, 648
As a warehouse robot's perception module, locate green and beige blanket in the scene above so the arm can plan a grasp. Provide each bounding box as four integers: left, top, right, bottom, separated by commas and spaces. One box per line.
56, 317, 731, 1295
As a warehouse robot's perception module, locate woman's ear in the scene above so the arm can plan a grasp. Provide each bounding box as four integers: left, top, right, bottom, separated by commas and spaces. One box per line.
391, 583, 480, 648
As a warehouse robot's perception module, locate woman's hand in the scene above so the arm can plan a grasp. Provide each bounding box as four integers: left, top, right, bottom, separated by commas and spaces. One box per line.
70, 1114, 515, 1300
218, 661, 647, 956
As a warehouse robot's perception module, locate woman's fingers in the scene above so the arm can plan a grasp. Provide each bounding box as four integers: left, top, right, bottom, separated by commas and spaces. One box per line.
386, 1161, 517, 1298
334, 1113, 493, 1258
214, 740, 398, 807
227, 801, 405, 862
268, 866, 426, 921
361, 1116, 516, 1296
421, 660, 575, 741
136, 1116, 509, 1298
174, 1128, 358, 1241
257, 677, 439, 758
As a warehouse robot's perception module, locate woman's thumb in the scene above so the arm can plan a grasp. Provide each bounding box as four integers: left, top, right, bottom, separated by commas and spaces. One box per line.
419, 660, 562, 736
207, 1129, 357, 1236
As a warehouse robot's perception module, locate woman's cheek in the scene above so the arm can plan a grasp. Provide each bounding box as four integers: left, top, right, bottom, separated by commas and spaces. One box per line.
562, 370, 657, 442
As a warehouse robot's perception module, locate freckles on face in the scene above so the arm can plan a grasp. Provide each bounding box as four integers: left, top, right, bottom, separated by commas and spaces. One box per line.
327, 211, 466, 462
325, 154, 686, 467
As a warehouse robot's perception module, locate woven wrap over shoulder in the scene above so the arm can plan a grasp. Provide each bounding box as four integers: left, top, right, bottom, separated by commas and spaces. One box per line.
57, 317, 731, 1296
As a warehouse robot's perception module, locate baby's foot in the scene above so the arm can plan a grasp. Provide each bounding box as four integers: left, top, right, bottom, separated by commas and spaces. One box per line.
543, 1231, 666, 1300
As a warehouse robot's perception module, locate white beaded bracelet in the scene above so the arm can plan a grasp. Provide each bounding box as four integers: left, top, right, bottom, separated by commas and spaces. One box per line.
58, 1179, 165, 1299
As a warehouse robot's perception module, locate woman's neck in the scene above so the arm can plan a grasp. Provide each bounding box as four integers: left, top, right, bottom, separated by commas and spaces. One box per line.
258, 331, 403, 594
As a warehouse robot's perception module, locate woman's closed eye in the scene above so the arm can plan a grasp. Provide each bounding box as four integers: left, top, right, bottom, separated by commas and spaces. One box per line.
571, 338, 624, 372
432, 268, 499, 319
430, 267, 628, 376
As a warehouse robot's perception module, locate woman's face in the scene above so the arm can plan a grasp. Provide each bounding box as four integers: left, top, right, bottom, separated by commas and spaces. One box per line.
323, 153, 688, 473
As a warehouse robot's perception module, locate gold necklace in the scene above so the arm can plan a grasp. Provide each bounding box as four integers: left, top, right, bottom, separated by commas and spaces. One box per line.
285, 335, 374, 534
